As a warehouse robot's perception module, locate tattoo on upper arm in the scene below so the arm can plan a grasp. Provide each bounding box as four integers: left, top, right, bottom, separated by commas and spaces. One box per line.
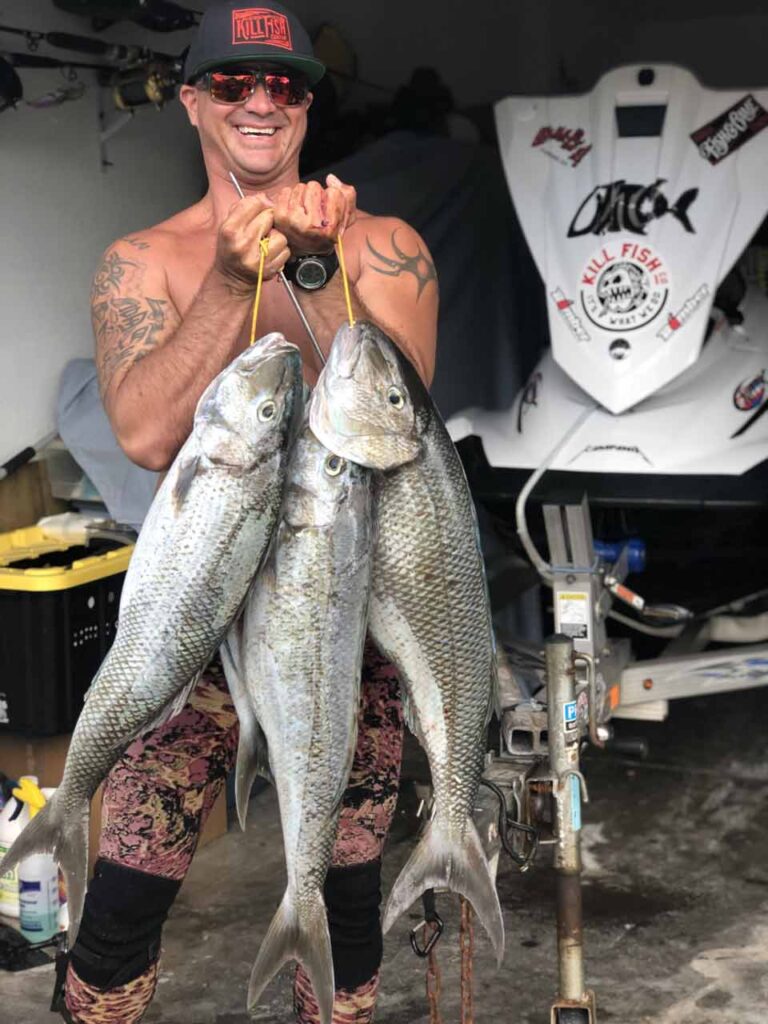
366, 229, 437, 299
124, 236, 150, 250
91, 245, 177, 397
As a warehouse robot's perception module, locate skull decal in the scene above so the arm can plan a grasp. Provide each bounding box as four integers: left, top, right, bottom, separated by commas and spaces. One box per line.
596, 262, 647, 315
579, 243, 670, 333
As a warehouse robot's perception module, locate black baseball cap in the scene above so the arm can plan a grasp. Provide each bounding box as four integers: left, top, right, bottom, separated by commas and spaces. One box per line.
183, 1, 326, 85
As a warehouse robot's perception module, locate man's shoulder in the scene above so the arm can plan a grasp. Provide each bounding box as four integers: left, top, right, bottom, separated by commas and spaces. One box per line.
102, 201, 209, 264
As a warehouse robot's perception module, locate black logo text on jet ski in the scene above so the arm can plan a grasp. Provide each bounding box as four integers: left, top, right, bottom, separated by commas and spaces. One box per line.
691, 94, 768, 165
580, 242, 670, 332
567, 178, 698, 237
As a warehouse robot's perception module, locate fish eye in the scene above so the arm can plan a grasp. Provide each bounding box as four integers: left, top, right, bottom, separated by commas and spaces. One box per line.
387, 386, 405, 409
258, 400, 276, 422
324, 454, 345, 476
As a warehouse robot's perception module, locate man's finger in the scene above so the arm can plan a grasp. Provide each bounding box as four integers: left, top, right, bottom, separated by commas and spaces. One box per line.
251, 208, 276, 240
303, 180, 326, 226
266, 229, 289, 258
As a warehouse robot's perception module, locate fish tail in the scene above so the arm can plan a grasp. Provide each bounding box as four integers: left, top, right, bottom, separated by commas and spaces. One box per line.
248, 889, 334, 1024
233, 720, 271, 832
0, 792, 89, 948
382, 817, 505, 967
672, 187, 699, 233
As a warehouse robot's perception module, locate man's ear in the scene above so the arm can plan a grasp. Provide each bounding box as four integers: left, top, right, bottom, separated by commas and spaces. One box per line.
179, 84, 200, 126
306, 91, 313, 112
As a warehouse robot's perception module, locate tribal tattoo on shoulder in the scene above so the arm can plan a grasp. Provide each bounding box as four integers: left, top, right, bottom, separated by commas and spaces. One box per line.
91, 245, 178, 396
366, 230, 437, 299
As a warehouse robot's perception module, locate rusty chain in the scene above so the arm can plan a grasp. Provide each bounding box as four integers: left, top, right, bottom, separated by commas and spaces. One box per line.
459, 897, 475, 1024
418, 897, 475, 1024
425, 921, 444, 1024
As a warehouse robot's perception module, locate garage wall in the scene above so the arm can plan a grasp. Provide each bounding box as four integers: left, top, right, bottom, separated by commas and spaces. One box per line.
0, 2, 202, 468
3, 0, 768, 470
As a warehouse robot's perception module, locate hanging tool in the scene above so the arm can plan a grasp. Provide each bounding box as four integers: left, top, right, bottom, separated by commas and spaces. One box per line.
0, 24, 174, 65
0, 431, 58, 483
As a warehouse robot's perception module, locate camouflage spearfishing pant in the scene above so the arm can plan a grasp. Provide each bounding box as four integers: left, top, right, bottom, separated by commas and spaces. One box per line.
63, 641, 403, 1024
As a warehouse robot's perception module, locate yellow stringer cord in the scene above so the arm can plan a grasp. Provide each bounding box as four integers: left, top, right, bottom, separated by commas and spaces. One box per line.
336, 233, 356, 327
249, 237, 270, 346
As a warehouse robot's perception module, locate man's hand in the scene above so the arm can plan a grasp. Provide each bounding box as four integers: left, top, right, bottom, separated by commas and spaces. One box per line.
272, 174, 358, 256
214, 195, 290, 297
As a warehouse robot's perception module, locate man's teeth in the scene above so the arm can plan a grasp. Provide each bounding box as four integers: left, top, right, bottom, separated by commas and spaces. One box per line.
237, 126, 276, 136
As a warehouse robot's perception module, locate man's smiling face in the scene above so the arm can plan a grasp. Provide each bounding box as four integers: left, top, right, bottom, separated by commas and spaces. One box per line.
180, 65, 312, 186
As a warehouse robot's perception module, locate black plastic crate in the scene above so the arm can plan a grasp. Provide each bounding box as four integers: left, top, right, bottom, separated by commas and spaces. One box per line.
0, 531, 132, 735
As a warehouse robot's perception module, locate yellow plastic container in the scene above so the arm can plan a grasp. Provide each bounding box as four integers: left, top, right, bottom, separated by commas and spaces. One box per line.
0, 527, 133, 734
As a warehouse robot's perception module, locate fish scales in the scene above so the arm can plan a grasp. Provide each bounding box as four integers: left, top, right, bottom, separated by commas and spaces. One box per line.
309, 321, 504, 965
222, 422, 374, 1024
0, 335, 303, 947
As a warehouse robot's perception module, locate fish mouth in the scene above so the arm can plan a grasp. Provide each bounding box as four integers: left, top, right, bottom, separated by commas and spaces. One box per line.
241, 332, 299, 363
328, 322, 365, 379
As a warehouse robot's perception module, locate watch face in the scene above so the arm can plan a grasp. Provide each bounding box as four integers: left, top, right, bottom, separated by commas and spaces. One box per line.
296, 258, 326, 290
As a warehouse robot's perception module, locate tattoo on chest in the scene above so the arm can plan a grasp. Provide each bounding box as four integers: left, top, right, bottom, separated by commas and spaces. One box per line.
366, 230, 437, 299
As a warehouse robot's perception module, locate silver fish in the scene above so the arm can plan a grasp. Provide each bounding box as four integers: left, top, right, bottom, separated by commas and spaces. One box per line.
311, 321, 504, 965
221, 419, 374, 1024
310, 320, 422, 471
0, 335, 303, 946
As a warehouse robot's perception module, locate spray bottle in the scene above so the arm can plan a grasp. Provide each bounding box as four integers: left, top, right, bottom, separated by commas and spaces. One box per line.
0, 774, 35, 918
15, 778, 59, 942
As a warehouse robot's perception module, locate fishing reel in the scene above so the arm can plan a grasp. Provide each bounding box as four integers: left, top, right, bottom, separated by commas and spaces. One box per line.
109, 60, 179, 110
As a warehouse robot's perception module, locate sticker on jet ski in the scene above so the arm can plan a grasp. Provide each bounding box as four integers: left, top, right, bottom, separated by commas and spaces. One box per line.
733, 371, 766, 412
516, 371, 542, 433
531, 125, 592, 168
550, 288, 591, 342
657, 284, 710, 341
567, 178, 698, 237
691, 94, 768, 166
567, 444, 653, 466
580, 242, 669, 332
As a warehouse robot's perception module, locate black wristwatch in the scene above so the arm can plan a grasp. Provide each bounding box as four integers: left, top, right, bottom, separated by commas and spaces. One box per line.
283, 250, 339, 291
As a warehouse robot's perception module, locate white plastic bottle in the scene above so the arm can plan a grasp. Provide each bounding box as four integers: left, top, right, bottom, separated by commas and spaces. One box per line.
0, 775, 35, 918
17, 781, 59, 942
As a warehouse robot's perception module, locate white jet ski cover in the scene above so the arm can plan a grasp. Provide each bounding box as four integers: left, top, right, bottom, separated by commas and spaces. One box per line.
496, 65, 768, 413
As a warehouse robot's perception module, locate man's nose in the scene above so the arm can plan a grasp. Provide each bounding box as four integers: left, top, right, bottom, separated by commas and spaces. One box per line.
242, 82, 276, 115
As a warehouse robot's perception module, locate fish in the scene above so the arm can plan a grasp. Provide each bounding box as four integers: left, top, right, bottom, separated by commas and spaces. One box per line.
0, 334, 304, 947
309, 320, 422, 471
221, 418, 375, 1024
310, 321, 504, 965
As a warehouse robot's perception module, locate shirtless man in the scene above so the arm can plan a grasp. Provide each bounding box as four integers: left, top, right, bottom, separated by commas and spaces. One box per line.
58, 3, 438, 1023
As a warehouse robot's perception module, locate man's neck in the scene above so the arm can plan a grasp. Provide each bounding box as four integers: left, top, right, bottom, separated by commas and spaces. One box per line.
204, 160, 301, 224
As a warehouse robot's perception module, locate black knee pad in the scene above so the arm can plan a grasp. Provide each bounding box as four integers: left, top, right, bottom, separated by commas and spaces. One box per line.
324, 859, 382, 990
69, 859, 181, 989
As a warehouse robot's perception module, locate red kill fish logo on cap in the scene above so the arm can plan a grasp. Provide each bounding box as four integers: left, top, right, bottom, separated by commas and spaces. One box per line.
232, 8, 292, 49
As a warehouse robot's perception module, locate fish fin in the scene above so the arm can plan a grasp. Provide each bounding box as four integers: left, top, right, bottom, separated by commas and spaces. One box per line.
0, 792, 89, 949
382, 816, 505, 967
166, 669, 202, 721
140, 669, 202, 735
248, 890, 334, 1024
220, 633, 272, 830
171, 452, 201, 512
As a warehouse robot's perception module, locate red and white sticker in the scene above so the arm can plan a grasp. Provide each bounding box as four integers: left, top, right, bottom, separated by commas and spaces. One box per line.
733, 371, 766, 412
532, 125, 592, 168
551, 288, 590, 342
232, 8, 293, 49
657, 284, 710, 341
580, 241, 670, 332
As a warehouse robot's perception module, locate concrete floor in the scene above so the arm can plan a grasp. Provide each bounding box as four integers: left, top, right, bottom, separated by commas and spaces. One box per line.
4, 686, 768, 1023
